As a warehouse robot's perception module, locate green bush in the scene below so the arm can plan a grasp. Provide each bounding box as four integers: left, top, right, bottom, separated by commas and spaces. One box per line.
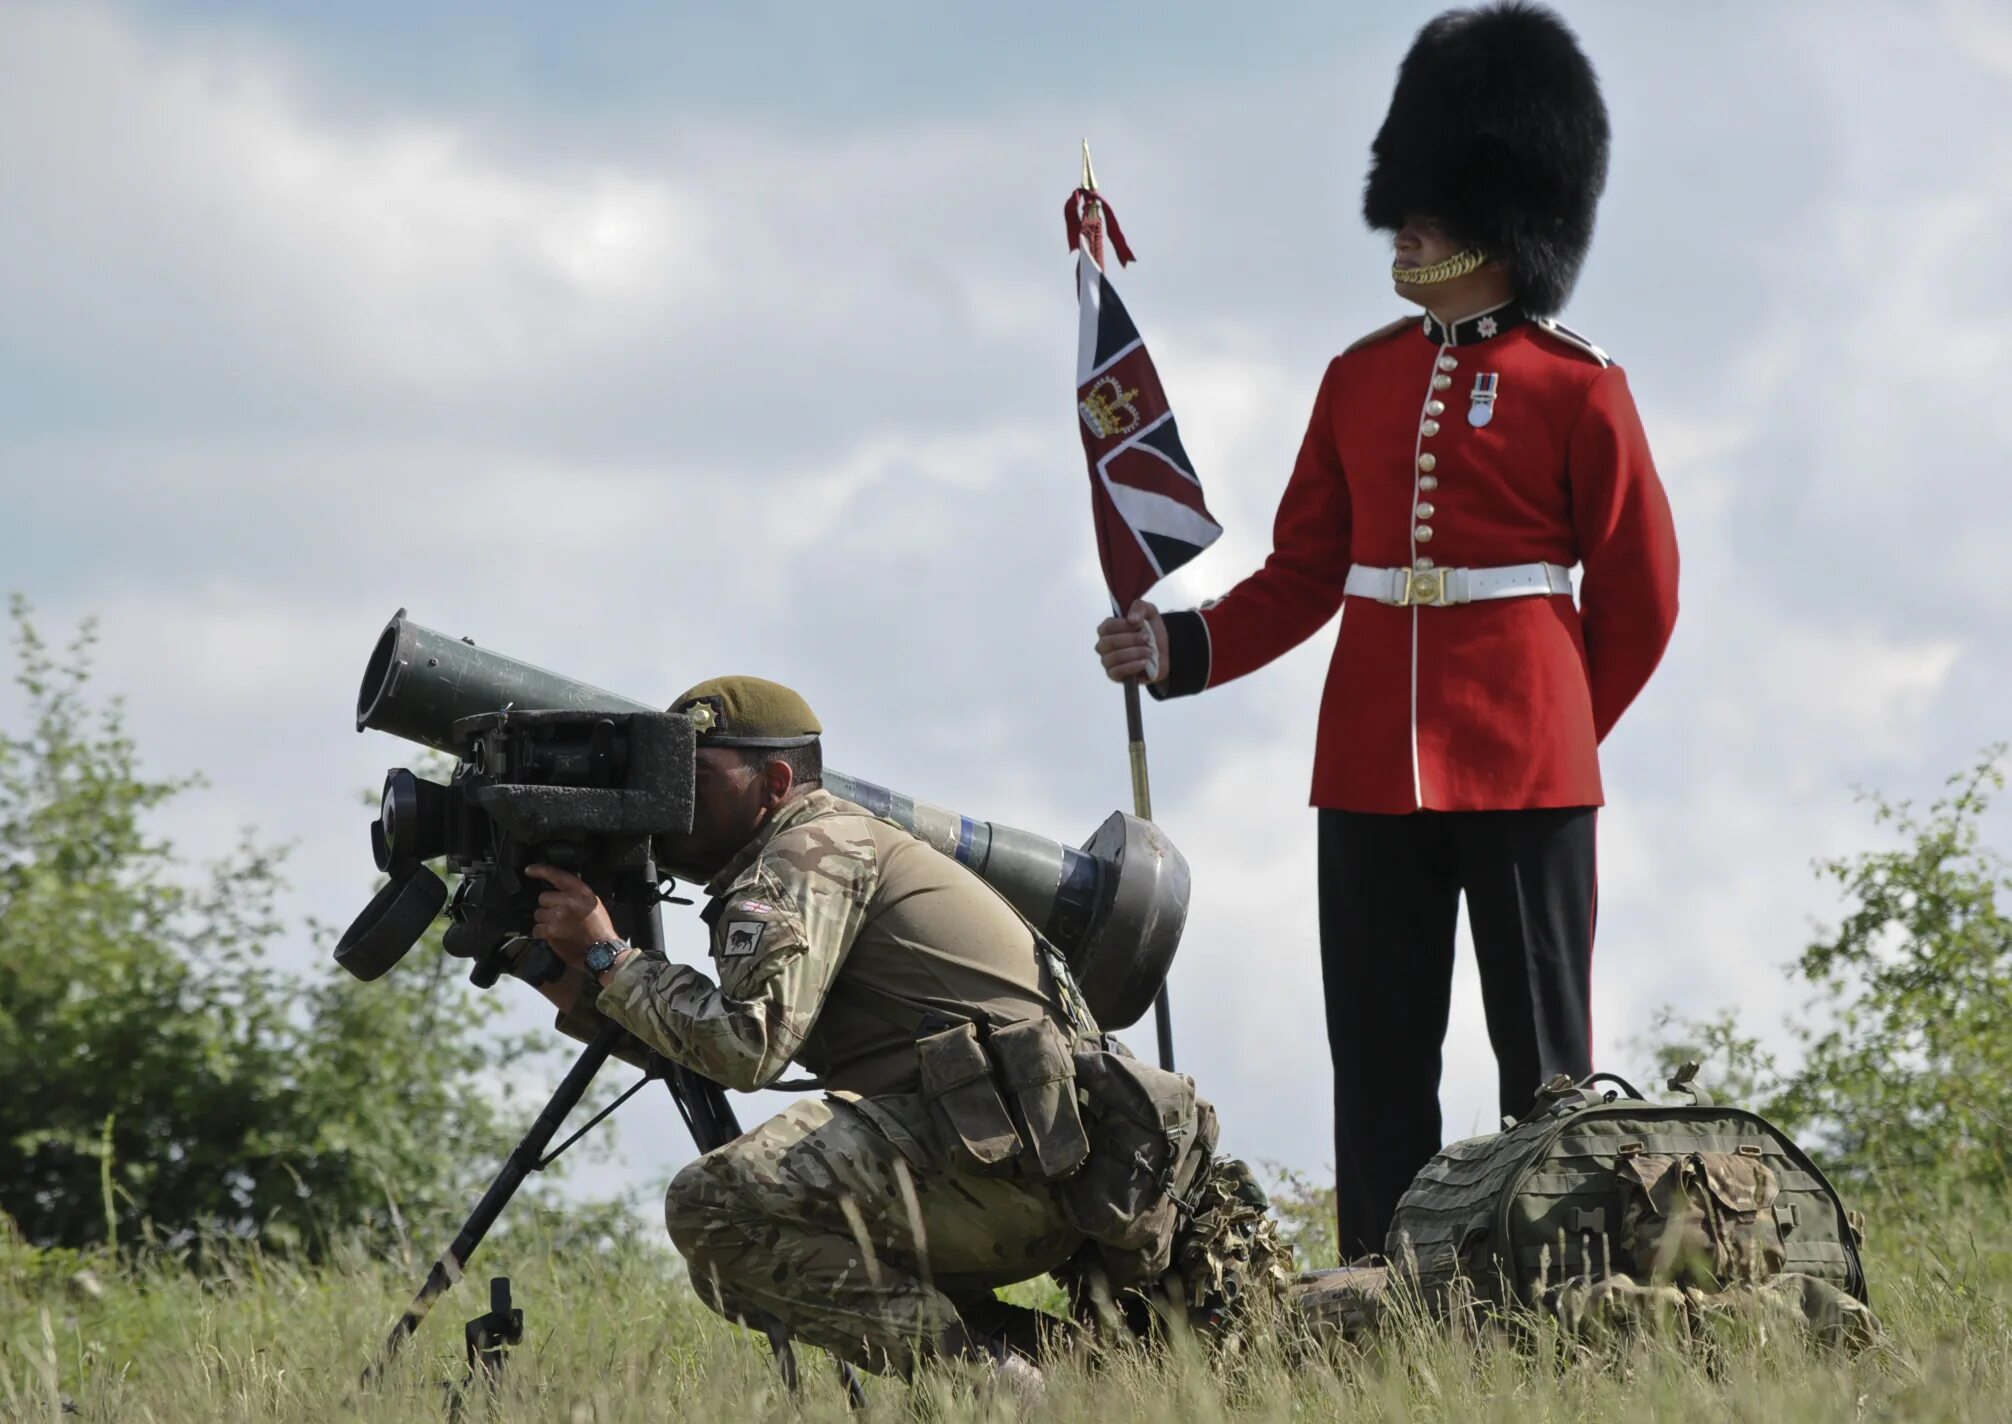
1645, 748, 2012, 1204
0, 599, 567, 1259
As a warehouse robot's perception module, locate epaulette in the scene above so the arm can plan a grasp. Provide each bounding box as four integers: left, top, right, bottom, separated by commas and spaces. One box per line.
1531, 317, 1611, 367
1341, 316, 1417, 357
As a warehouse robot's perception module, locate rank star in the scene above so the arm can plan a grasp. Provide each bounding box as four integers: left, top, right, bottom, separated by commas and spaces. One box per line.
1477, 315, 1499, 339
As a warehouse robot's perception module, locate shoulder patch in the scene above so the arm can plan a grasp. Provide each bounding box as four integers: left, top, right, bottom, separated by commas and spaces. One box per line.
1531, 317, 1611, 367
1341, 316, 1418, 357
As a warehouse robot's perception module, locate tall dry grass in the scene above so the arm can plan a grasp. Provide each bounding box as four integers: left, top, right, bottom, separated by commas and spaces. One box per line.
3, 1193, 2008, 1422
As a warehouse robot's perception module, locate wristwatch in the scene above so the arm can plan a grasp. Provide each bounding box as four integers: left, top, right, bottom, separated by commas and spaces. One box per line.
582, 940, 631, 978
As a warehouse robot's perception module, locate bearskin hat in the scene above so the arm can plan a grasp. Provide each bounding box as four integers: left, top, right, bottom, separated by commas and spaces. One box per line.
1362, 2, 1609, 316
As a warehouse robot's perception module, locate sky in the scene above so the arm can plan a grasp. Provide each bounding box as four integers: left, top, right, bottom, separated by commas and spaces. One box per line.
3, 0, 2009, 1212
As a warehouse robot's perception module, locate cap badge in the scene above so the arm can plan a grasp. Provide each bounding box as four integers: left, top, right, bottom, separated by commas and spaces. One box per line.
1468, 372, 1500, 428
685, 702, 718, 733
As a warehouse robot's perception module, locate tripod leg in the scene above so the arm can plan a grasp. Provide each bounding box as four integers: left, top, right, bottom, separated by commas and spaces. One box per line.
360, 1020, 623, 1385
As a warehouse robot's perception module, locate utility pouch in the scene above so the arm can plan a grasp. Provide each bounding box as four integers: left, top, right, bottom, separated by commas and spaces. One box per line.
1060, 1043, 1200, 1280
988, 1017, 1091, 1183
1617, 1150, 1786, 1288
917, 1021, 1022, 1176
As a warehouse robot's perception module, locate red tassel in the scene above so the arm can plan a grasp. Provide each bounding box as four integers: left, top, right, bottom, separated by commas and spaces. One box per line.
1064, 187, 1136, 267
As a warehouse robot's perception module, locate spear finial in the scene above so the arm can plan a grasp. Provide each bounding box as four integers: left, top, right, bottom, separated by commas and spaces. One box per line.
1071, 140, 1129, 267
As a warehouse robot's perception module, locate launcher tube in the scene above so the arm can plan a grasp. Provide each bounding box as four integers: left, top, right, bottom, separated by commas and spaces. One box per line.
358, 612, 1108, 955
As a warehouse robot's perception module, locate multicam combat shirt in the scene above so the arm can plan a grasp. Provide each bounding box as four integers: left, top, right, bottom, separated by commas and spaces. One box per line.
580, 789, 1063, 1097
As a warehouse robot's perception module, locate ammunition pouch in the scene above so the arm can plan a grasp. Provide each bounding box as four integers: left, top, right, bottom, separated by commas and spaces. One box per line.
1617, 1150, 1787, 1288
989, 1017, 1093, 1182
917, 1022, 1022, 1176
912, 1014, 1093, 1183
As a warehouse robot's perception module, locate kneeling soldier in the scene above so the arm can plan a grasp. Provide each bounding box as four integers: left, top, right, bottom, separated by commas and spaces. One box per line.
518, 676, 1241, 1375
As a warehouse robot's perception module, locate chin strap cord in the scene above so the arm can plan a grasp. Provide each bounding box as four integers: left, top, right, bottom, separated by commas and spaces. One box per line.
1393, 248, 1489, 285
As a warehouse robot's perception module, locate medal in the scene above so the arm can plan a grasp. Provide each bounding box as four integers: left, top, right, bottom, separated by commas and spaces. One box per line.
1469, 372, 1499, 427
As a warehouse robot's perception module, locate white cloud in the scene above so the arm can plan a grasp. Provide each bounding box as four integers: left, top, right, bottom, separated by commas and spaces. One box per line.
0, 5, 708, 395
3, 0, 2009, 1207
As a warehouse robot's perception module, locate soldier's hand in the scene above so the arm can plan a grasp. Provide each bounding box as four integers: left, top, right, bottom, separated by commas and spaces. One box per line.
1095, 600, 1169, 685
524, 864, 620, 964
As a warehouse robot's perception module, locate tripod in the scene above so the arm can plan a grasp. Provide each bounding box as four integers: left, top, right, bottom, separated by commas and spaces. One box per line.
359, 867, 866, 1407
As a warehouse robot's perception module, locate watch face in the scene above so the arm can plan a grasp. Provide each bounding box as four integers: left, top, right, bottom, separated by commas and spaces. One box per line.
585, 942, 618, 973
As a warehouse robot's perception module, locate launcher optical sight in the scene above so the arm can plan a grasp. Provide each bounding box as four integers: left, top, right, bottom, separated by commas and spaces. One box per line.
336, 609, 1188, 1030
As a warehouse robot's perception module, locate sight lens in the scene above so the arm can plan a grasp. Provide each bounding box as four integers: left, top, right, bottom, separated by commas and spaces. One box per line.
380, 769, 418, 865
376, 767, 448, 869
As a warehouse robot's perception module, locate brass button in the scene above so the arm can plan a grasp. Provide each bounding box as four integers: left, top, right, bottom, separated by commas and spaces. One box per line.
1432, 374, 1452, 391
1415, 501, 1436, 519
1414, 524, 1435, 542
1419, 475, 1439, 490
1427, 399, 1445, 416
1414, 556, 1436, 571
1421, 419, 1440, 437
1417, 452, 1437, 472
1438, 354, 1458, 372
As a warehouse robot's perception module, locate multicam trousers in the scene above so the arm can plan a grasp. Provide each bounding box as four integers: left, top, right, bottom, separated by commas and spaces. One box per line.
664, 1093, 1083, 1372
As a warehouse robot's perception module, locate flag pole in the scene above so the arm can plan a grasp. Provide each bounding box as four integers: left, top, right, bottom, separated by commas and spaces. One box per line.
1083, 139, 1177, 1073
1125, 680, 1176, 1071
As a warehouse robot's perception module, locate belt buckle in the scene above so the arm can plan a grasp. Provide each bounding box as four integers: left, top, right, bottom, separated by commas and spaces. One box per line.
1400, 568, 1452, 607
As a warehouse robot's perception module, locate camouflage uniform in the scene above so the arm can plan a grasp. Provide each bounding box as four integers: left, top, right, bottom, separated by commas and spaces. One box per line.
565, 788, 1087, 1372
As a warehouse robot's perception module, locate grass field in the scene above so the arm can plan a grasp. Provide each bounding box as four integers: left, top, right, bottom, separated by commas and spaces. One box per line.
5, 1195, 2009, 1423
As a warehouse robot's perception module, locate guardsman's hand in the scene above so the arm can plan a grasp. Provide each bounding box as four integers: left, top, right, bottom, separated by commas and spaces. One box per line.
1094, 600, 1169, 685
524, 864, 620, 965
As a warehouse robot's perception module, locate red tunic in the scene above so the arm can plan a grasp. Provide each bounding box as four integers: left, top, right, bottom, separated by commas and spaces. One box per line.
1157, 308, 1679, 813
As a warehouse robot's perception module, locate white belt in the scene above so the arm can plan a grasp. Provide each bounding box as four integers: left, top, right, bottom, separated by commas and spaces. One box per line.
1345, 561, 1573, 608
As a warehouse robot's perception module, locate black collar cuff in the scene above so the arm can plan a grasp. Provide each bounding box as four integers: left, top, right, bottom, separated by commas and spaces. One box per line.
1422, 302, 1526, 347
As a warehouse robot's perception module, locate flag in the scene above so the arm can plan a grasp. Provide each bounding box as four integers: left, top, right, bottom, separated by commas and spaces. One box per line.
1067, 187, 1221, 610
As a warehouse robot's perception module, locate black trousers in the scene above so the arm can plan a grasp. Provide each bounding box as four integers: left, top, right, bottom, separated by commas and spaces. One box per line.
1318, 806, 1598, 1261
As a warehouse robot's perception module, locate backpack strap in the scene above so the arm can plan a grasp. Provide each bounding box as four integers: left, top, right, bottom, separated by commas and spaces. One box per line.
1666, 1061, 1716, 1107
1582, 1071, 1648, 1101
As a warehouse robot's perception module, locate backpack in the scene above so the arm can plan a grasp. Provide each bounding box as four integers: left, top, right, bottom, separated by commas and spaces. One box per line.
1385, 1068, 1869, 1313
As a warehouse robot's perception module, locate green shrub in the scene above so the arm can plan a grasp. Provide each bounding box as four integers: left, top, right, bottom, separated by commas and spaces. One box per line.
0, 599, 567, 1258
1645, 748, 2012, 1205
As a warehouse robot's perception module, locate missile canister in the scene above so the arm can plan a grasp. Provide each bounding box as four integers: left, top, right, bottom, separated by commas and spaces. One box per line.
355, 610, 1186, 1029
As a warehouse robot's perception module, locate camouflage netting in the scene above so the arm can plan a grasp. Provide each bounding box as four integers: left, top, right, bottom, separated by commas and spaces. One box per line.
1290, 1264, 1392, 1342
1167, 1156, 1296, 1328
1056, 1154, 1297, 1354
1287, 1263, 1883, 1354
1542, 1270, 1883, 1353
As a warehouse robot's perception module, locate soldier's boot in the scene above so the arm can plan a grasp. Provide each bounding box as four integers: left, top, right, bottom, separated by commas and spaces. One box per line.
937, 1320, 1047, 1399
951, 1294, 1083, 1364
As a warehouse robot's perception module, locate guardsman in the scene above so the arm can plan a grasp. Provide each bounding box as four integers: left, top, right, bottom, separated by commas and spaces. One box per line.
1096, 2, 1678, 1259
